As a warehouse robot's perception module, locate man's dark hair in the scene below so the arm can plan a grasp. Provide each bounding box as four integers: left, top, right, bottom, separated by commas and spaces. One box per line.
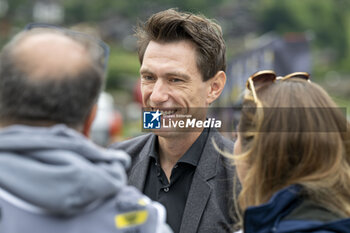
0, 33, 104, 128
136, 8, 226, 81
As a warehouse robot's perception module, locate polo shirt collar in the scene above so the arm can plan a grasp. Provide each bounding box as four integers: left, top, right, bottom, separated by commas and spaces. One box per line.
148, 128, 210, 167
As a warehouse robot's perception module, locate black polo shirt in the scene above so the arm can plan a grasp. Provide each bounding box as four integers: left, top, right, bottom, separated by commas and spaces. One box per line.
143, 129, 209, 233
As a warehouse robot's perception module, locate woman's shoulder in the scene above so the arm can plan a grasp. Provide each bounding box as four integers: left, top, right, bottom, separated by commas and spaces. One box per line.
283, 199, 342, 222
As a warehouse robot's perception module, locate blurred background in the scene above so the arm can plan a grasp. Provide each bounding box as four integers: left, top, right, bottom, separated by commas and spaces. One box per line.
1, 0, 349, 145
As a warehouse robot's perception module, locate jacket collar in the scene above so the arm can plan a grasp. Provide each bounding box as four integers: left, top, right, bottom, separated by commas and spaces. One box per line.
179, 128, 223, 233
244, 185, 302, 233
127, 134, 155, 190
195, 127, 220, 181
244, 185, 350, 233
147, 128, 209, 167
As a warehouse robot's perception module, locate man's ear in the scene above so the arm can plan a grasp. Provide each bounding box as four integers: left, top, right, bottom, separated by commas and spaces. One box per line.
83, 104, 97, 137
206, 71, 226, 105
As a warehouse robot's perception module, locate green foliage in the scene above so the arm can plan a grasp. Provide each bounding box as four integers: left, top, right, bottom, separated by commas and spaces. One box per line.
63, 0, 131, 23
106, 45, 140, 90
62, 0, 225, 23
257, 0, 350, 72
2, 0, 32, 23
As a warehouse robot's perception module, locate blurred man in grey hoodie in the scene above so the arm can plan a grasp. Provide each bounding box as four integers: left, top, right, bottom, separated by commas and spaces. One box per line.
0, 24, 171, 233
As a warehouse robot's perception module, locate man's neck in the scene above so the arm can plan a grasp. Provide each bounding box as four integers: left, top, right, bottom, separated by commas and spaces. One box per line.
157, 130, 202, 180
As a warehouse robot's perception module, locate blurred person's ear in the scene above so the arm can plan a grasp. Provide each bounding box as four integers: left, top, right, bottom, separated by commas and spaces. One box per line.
83, 104, 97, 137
206, 71, 226, 105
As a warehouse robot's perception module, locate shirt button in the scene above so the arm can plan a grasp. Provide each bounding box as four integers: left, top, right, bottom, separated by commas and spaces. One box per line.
163, 187, 169, 192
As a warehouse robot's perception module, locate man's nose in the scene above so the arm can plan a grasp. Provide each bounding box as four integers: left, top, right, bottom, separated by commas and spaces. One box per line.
150, 79, 169, 104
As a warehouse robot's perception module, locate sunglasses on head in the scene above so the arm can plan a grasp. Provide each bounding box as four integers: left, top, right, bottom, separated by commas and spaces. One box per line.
246, 70, 311, 102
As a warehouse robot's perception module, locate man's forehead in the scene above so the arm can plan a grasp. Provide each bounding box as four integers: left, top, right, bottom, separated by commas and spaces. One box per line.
145, 40, 197, 56
141, 40, 199, 72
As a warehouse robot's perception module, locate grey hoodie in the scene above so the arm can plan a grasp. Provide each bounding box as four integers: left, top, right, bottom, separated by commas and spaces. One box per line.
0, 124, 171, 233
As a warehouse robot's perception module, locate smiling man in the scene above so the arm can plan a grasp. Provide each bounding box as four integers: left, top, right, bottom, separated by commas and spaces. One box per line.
111, 9, 236, 233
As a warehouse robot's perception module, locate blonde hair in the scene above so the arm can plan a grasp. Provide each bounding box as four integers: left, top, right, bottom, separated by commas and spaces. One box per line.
236, 78, 350, 219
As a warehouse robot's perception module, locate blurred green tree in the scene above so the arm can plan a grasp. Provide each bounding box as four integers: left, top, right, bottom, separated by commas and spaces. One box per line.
257, 0, 349, 71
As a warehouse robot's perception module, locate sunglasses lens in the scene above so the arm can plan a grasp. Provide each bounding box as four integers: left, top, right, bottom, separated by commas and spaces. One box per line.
293, 75, 309, 80
252, 73, 275, 89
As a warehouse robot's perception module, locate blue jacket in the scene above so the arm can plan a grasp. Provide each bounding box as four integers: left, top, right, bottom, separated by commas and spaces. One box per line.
244, 185, 350, 233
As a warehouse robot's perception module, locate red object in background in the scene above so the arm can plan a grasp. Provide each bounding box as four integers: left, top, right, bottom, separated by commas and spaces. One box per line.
109, 111, 123, 137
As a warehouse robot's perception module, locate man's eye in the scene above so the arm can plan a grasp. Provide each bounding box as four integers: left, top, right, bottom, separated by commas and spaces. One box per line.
169, 78, 183, 83
142, 75, 155, 81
